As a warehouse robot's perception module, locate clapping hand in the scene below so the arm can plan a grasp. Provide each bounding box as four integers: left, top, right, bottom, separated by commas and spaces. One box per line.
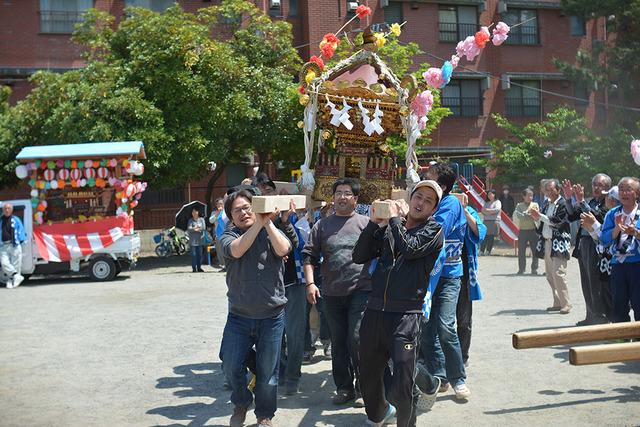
573, 184, 585, 203
281, 200, 296, 224
528, 206, 541, 220
562, 179, 574, 200
580, 212, 596, 231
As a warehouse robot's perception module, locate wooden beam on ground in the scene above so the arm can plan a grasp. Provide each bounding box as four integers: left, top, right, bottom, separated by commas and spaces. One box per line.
251, 195, 307, 213
512, 323, 640, 349
569, 342, 640, 366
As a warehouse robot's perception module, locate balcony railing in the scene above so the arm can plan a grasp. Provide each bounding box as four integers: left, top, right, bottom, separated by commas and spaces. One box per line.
505, 97, 541, 117
442, 96, 482, 117
438, 22, 479, 43
39, 10, 84, 34
504, 27, 539, 45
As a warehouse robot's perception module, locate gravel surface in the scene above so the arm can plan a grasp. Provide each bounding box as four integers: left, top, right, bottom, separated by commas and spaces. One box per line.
1, 254, 639, 427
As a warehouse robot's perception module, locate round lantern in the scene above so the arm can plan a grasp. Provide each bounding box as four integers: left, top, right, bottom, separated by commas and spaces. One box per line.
57, 179, 66, 189
84, 168, 96, 179
15, 165, 28, 179
58, 169, 70, 180
70, 169, 82, 180
43, 169, 56, 181
97, 167, 109, 179
50, 180, 59, 190
79, 179, 87, 187
108, 177, 117, 187
125, 183, 136, 198
46, 161, 55, 170
85, 159, 94, 168
109, 158, 117, 167
30, 189, 38, 198
631, 139, 640, 166
56, 159, 64, 168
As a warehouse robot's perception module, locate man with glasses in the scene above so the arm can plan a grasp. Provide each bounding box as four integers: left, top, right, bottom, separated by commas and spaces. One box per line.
303, 178, 372, 405
562, 174, 612, 325
600, 177, 640, 323
218, 189, 295, 427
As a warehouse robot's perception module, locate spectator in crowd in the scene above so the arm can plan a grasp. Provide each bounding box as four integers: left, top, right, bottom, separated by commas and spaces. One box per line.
457, 194, 486, 367
218, 189, 294, 427
480, 189, 501, 256
499, 185, 515, 218
303, 178, 372, 405
187, 208, 206, 273
513, 189, 540, 275
599, 177, 640, 323
1, 203, 26, 289
562, 174, 612, 325
422, 164, 470, 400
533, 179, 548, 209
354, 181, 444, 426
529, 179, 572, 314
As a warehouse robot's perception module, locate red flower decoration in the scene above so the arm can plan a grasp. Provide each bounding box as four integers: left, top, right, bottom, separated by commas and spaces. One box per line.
298, 85, 306, 94
310, 55, 325, 70
356, 5, 372, 19
321, 43, 335, 59
474, 28, 490, 48
323, 33, 339, 44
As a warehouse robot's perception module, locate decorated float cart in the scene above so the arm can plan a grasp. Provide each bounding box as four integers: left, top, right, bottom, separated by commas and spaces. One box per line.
296, 5, 512, 207
4, 141, 147, 282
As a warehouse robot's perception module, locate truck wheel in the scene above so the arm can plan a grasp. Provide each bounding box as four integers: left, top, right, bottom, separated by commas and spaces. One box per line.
89, 256, 116, 281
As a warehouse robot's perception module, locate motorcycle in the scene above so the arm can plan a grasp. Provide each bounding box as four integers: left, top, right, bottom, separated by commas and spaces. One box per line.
153, 227, 189, 258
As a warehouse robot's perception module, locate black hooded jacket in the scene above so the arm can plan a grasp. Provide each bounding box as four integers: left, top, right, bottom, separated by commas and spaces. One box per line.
352, 216, 443, 313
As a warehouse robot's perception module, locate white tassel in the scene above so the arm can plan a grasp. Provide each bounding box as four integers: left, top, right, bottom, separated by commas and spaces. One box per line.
299, 164, 315, 191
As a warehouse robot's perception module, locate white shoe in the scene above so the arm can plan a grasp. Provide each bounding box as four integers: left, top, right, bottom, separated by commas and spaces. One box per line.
5, 278, 14, 289
364, 403, 396, 426
12, 274, 24, 288
454, 383, 471, 400
416, 376, 440, 412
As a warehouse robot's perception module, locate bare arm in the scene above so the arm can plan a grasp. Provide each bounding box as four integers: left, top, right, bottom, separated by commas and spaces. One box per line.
264, 220, 292, 257
228, 220, 263, 259
304, 263, 320, 304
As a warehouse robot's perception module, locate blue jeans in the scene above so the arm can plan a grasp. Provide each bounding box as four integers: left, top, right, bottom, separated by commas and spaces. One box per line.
420, 276, 466, 387
221, 311, 285, 419
280, 284, 307, 387
323, 290, 369, 393
190, 245, 202, 271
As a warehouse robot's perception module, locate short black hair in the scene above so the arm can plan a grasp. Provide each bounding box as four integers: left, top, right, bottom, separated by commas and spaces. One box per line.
522, 188, 534, 197
226, 184, 261, 197
224, 189, 254, 220
428, 163, 456, 195
487, 189, 497, 198
252, 172, 276, 190
332, 178, 360, 196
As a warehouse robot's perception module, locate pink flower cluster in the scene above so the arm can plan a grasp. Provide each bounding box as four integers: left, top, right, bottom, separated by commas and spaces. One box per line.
411, 90, 434, 129
422, 68, 444, 89
456, 36, 481, 62
492, 22, 510, 46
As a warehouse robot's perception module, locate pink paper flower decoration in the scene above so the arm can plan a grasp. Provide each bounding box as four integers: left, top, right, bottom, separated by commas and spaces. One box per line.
418, 116, 428, 130
461, 36, 481, 61
450, 55, 460, 69
474, 26, 490, 48
411, 90, 434, 118
423, 68, 444, 88
631, 139, 640, 166
492, 21, 510, 46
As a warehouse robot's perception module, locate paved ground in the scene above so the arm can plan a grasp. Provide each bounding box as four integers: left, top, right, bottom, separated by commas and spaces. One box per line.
1, 253, 639, 427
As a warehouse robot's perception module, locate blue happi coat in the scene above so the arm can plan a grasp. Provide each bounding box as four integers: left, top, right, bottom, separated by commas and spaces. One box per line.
464, 206, 486, 301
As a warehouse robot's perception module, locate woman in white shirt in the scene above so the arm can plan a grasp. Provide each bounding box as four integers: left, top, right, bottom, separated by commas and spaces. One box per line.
480, 189, 502, 255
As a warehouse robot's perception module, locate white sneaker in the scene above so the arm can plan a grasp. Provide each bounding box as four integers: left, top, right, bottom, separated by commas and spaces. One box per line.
12, 274, 24, 288
5, 278, 14, 289
454, 383, 471, 400
364, 403, 396, 426
416, 376, 440, 412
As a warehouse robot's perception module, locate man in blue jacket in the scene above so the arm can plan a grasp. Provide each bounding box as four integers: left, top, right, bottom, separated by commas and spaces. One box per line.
599, 177, 640, 322
1, 203, 26, 289
420, 164, 470, 400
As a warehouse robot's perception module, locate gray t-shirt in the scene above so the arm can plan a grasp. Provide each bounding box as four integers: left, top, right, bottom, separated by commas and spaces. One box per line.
187, 217, 206, 246
302, 213, 372, 297
219, 226, 288, 319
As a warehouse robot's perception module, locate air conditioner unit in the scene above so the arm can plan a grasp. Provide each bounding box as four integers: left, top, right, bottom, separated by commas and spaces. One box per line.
269, 0, 281, 9
347, 2, 359, 12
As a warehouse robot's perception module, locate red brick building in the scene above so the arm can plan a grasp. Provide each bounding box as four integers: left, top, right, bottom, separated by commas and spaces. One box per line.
0, 0, 600, 228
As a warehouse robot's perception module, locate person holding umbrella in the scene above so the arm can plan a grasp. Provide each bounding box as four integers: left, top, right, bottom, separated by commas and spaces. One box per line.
188, 208, 206, 273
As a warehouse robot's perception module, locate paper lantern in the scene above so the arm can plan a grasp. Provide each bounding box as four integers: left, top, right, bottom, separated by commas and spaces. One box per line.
71, 180, 79, 188
15, 165, 28, 179
57, 179, 66, 189
71, 160, 77, 168
84, 168, 96, 179
50, 180, 59, 190
36, 181, 46, 190
30, 189, 38, 198
125, 183, 136, 198
122, 197, 128, 204
87, 178, 96, 187
130, 200, 138, 208
80, 179, 87, 187
64, 159, 71, 168
122, 159, 129, 168
56, 159, 64, 168
109, 158, 117, 167
28, 179, 36, 187
27, 162, 36, 171
116, 207, 124, 215
31, 198, 39, 207
43, 169, 55, 181
44, 182, 51, 190
85, 159, 93, 168
58, 169, 70, 180
97, 167, 109, 178
70, 169, 82, 180
631, 139, 640, 166
96, 178, 105, 188
35, 160, 41, 168
77, 160, 84, 169
34, 212, 43, 224
108, 177, 117, 186
100, 159, 107, 167
47, 161, 55, 169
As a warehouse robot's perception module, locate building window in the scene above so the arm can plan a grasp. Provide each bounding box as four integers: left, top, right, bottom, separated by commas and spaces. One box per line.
574, 83, 589, 110
268, 0, 281, 16
570, 15, 586, 37
438, 5, 478, 43
505, 80, 541, 117
289, 0, 298, 17
126, 0, 175, 12
39, 0, 93, 34
442, 80, 483, 117
501, 9, 539, 45
138, 187, 185, 206
384, 1, 403, 25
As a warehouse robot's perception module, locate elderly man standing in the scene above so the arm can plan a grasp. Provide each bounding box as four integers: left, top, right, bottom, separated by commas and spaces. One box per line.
1, 203, 26, 289
530, 179, 572, 314
562, 174, 612, 325
218, 189, 294, 427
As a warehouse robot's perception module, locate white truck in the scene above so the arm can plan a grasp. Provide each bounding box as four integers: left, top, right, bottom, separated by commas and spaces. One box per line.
0, 199, 140, 283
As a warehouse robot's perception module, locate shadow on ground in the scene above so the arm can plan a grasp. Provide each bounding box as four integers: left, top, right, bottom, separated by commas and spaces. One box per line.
147, 362, 363, 427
